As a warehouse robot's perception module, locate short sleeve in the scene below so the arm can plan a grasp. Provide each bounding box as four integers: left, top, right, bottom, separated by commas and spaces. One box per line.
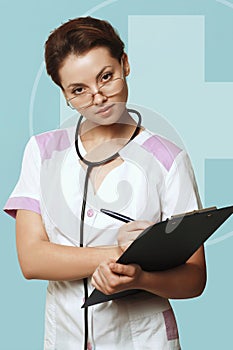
161, 150, 202, 220
4, 136, 41, 219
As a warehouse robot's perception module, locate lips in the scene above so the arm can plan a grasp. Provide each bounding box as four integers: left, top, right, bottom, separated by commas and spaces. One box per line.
96, 104, 114, 114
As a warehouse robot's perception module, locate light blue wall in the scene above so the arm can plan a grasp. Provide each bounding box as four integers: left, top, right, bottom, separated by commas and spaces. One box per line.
1, 1, 232, 349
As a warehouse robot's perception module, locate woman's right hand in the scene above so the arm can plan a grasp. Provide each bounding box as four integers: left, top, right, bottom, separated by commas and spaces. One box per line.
117, 220, 154, 252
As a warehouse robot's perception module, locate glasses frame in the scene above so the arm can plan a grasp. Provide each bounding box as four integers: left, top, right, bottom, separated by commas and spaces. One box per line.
66, 60, 125, 110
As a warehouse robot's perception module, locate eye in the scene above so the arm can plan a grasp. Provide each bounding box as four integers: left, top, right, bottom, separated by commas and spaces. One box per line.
100, 72, 113, 84
72, 86, 86, 95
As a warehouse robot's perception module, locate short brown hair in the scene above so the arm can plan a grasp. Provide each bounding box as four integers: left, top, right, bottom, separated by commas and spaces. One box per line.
45, 16, 125, 88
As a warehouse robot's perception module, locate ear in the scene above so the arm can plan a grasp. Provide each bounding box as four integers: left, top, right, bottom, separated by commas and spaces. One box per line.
122, 53, 130, 77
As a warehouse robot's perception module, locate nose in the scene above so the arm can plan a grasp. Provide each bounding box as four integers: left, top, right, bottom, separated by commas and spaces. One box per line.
93, 91, 108, 105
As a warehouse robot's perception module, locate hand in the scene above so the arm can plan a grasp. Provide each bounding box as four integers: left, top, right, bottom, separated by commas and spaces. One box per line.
91, 258, 143, 295
118, 220, 154, 252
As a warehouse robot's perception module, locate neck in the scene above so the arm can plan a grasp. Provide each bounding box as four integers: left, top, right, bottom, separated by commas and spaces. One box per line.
76, 108, 141, 162
80, 109, 138, 143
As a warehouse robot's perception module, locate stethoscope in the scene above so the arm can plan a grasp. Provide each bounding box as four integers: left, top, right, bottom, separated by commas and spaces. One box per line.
74, 108, 142, 350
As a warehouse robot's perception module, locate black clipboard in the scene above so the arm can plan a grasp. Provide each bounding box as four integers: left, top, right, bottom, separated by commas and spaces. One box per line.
83, 205, 233, 308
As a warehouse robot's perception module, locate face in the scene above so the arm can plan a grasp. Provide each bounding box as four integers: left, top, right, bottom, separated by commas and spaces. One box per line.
59, 47, 130, 126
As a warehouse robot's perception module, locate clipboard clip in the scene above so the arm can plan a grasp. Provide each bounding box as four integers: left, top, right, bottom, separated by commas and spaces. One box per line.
171, 206, 217, 219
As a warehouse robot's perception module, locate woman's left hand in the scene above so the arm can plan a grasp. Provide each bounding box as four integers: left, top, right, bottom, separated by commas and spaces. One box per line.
91, 259, 143, 295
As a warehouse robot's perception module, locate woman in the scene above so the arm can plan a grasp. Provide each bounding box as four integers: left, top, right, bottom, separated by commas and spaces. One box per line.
4, 16, 206, 350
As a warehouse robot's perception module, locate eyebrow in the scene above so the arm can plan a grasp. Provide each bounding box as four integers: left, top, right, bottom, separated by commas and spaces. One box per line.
66, 65, 113, 89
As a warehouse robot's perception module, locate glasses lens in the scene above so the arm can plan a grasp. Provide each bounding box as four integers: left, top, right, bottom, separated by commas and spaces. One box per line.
100, 78, 124, 97
68, 93, 93, 109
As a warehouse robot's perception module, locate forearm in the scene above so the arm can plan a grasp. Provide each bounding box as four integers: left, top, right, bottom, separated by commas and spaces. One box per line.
19, 241, 121, 281
137, 262, 206, 299
16, 209, 122, 281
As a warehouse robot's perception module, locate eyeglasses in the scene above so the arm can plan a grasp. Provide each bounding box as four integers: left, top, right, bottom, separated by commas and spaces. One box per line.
66, 62, 125, 110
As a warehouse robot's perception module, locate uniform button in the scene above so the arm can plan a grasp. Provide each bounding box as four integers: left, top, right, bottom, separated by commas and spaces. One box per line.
87, 209, 94, 217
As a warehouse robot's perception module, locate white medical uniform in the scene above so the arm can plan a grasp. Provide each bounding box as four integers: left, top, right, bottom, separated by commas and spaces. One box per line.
4, 123, 201, 350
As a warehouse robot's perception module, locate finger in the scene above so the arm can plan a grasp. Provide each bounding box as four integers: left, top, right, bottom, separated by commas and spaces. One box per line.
91, 272, 102, 289
91, 268, 109, 293
118, 230, 142, 243
118, 227, 153, 246
92, 263, 127, 295
126, 230, 147, 237
123, 220, 154, 232
117, 233, 141, 248
91, 273, 108, 293
93, 263, 110, 286
109, 263, 137, 277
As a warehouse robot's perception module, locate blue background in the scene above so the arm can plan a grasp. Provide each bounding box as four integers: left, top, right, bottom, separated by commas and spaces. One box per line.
1, 0, 232, 349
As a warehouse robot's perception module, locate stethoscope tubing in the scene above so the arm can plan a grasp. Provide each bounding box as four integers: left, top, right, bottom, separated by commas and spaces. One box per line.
75, 108, 142, 350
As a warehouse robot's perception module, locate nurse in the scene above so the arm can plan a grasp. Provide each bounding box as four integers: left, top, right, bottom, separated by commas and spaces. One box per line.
4, 16, 206, 350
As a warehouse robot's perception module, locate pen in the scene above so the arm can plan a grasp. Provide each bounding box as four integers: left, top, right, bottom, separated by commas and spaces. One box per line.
100, 209, 135, 223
